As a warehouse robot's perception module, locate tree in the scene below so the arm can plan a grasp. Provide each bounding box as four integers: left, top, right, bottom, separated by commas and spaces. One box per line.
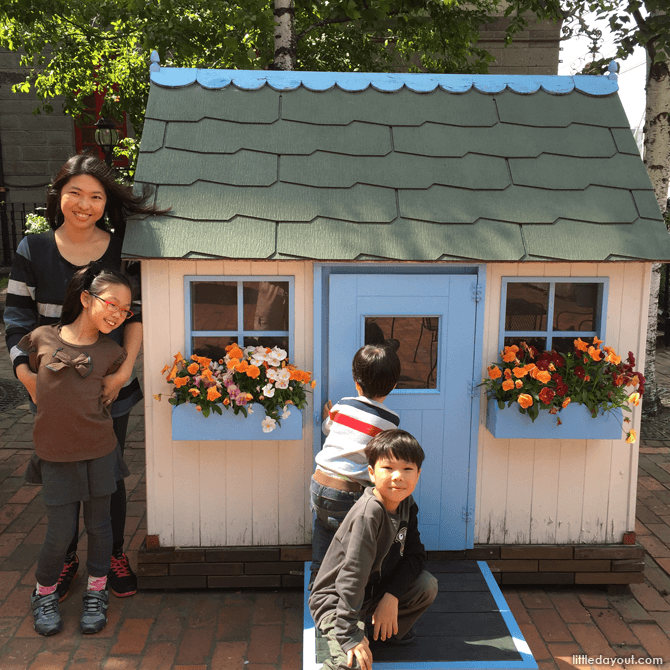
562, 1, 669, 414
0, 0, 560, 147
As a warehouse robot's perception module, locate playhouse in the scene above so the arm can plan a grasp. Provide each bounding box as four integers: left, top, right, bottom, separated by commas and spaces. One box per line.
124, 61, 670, 590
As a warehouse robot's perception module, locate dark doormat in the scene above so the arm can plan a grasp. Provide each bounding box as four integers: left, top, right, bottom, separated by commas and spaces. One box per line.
303, 560, 537, 670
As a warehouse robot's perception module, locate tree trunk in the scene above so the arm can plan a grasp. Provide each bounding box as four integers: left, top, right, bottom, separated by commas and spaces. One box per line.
273, 0, 296, 70
642, 56, 670, 416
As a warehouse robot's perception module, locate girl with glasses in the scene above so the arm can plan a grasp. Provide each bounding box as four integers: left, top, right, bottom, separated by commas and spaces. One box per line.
17, 263, 133, 635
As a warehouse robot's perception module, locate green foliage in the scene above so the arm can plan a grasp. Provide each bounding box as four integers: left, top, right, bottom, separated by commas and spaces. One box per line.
561, 1, 670, 75
0, 0, 563, 152
23, 209, 49, 234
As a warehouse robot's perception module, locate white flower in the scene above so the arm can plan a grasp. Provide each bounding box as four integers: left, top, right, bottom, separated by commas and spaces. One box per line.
261, 417, 277, 433
276, 379, 289, 390
244, 346, 256, 356
277, 368, 291, 382
273, 347, 287, 361
262, 383, 275, 398
282, 406, 291, 420
247, 407, 254, 414
266, 368, 279, 381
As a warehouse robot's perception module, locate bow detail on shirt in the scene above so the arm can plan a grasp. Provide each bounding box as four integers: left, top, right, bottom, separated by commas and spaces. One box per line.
45, 348, 93, 378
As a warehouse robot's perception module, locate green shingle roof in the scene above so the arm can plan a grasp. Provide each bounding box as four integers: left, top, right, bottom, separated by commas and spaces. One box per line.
124, 69, 670, 262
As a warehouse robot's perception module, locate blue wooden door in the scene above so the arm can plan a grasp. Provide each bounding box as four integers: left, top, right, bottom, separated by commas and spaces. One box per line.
327, 274, 478, 550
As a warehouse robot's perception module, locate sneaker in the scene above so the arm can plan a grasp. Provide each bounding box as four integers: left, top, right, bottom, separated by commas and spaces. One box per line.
31, 591, 63, 636
55, 553, 79, 602
80, 589, 109, 634
108, 551, 137, 597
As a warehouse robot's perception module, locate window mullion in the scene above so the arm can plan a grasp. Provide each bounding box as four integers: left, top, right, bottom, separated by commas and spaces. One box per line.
546, 282, 556, 350
237, 282, 245, 348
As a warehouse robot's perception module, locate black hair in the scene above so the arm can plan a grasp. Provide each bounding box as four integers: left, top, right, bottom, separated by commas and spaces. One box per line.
60, 261, 133, 327
352, 344, 401, 399
365, 429, 425, 469
46, 152, 167, 239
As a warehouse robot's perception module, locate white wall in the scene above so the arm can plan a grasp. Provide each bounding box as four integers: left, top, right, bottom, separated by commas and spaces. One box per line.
141, 260, 314, 547
476, 262, 651, 544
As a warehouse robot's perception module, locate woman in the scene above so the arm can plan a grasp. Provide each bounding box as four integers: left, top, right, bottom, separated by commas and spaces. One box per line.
4, 152, 164, 600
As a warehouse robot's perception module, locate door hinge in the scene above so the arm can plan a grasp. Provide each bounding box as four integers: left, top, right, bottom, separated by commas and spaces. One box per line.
462, 505, 474, 522
471, 284, 483, 302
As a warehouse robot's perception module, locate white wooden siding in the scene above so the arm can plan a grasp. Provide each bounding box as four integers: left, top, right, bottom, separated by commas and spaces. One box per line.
142, 260, 314, 547
476, 262, 650, 545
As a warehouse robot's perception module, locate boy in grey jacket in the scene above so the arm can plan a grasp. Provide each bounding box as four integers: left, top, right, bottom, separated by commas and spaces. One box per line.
309, 429, 438, 670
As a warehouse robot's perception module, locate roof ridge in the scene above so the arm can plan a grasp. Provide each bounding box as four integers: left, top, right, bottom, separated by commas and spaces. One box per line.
149, 67, 619, 97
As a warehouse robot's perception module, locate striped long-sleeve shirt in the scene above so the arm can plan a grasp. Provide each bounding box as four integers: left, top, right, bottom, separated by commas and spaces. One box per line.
4, 230, 142, 417
315, 396, 400, 486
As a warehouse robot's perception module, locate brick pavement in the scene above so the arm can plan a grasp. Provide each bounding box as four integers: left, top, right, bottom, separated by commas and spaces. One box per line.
4, 282, 670, 667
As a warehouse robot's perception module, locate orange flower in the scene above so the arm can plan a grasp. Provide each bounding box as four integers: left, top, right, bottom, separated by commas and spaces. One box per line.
187, 363, 199, 375
630, 375, 640, 387
161, 364, 169, 375
488, 365, 502, 380
167, 365, 178, 381
626, 429, 637, 444
235, 360, 249, 373
189, 388, 199, 397
207, 387, 221, 402
574, 338, 588, 352
228, 346, 244, 360
513, 366, 528, 378
174, 351, 184, 363
535, 370, 551, 384
502, 379, 514, 391
605, 352, 621, 365
562, 397, 571, 409
502, 345, 519, 363
593, 336, 603, 347
517, 394, 533, 409
503, 368, 513, 380
587, 346, 602, 361
246, 393, 253, 400
201, 368, 214, 381
246, 365, 261, 379
223, 398, 230, 405
173, 376, 189, 388
196, 405, 202, 412
311, 380, 317, 388
226, 358, 240, 370
628, 392, 641, 406
614, 375, 625, 386
515, 380, 523, 389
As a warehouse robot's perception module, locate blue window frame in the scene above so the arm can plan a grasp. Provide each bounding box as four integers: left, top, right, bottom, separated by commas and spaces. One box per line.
499, 277, 608, 353
184, 275, 295, 359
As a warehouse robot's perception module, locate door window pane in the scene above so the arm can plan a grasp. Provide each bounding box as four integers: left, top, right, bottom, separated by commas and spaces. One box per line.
243, 281, 289, 331
191, 282, 237, 331
553, 283, 598, 332
364, 316, 437, 390
505, 283, 548, 331
504, 336, 547, 353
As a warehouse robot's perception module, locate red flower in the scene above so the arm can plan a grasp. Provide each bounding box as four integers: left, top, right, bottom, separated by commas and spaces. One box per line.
551, 373, 563, 382
555, 383, 569, 397
574, 366, 586, 379
535, 359, 550, 371
552, 352, 565, 368
628, 351, 636, 366
529, 346, 539, 359
539, 387, 556, 405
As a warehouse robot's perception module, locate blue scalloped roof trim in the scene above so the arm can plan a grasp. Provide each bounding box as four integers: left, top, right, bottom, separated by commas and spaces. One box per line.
150, 68, 618, 96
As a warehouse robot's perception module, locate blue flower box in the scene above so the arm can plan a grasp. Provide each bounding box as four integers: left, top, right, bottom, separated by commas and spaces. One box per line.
486, 399, 624, 440
171, 403, 303, 441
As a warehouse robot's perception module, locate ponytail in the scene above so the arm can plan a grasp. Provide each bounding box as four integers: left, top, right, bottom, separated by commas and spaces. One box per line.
60, 261, 133, 326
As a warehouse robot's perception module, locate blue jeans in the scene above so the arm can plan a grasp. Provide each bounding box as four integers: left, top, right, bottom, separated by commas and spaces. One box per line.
310, 475, 365, 578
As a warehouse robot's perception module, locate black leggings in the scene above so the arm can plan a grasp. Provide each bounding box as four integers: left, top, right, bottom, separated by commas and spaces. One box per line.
66, 412, 129, 557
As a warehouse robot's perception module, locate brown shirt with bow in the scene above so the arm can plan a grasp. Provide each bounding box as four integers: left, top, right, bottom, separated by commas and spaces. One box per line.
17, 325, 127, 462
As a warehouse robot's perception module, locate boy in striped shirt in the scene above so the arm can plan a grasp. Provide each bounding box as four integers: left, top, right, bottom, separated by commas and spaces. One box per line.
310, 344, 401, 585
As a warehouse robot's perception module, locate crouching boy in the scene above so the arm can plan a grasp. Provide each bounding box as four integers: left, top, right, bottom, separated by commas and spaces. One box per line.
309, 429, 438, 670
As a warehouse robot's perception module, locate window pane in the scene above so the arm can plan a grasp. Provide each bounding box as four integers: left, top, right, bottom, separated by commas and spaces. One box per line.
192, 336, 238, 361
191, 282, 237, 331
364, 317, 437, 390
504, 336, 546, 353
553, 283, 599, 332
243, 281, 289, 331
244, 336, 289, 351
505, 283, 548, 331
552, 337, 583, 354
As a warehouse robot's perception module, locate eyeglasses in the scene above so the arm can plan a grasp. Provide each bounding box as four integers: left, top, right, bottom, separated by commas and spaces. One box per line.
88, 292, 134, 319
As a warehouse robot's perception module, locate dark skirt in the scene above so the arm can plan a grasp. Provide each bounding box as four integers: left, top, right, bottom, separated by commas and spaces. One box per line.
26, 444, 130, 506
